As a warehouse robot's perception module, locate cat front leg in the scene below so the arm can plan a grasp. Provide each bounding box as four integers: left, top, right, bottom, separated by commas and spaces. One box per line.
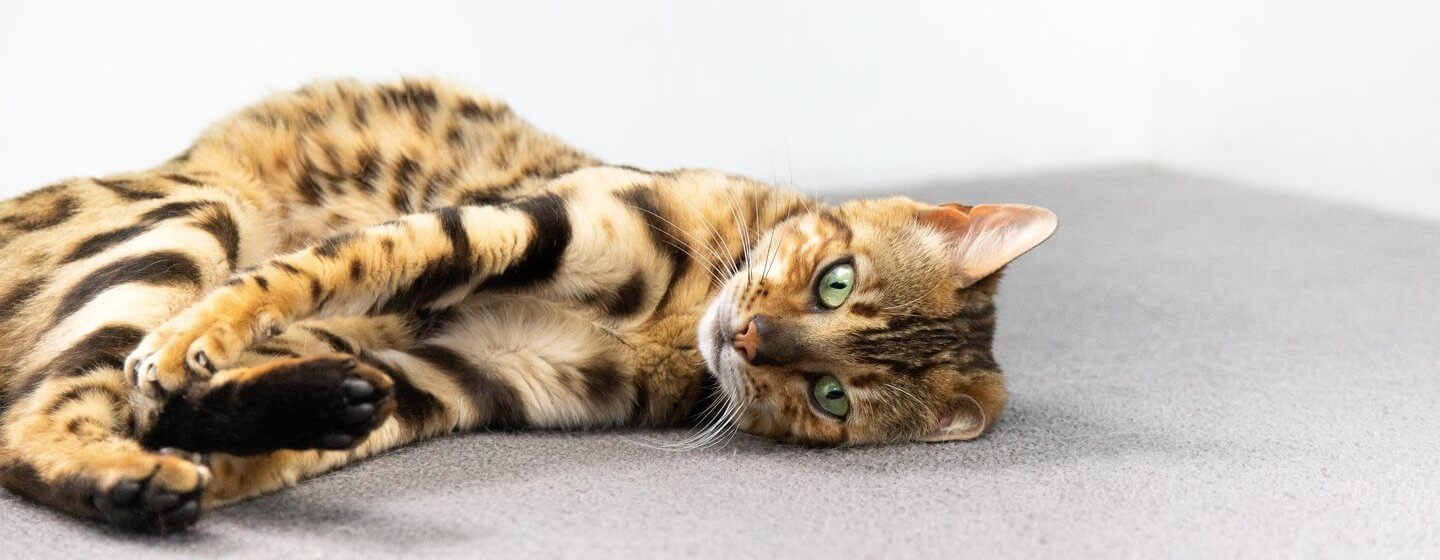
130, 180, 695, 398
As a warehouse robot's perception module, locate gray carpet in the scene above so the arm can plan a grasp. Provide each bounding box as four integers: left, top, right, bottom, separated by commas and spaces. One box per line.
1, 166, 1436, 558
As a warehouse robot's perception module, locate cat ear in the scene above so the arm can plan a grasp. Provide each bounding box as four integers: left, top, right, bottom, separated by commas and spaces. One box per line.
917, 394, 988, 442
917, 203, 1058, 288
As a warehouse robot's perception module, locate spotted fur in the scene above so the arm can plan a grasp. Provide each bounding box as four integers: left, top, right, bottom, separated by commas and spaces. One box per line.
0, 79, 1054, 533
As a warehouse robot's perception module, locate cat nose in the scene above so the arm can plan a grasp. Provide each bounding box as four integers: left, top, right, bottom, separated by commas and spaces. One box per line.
733, 319, 760, 362
731, 315, 800, 366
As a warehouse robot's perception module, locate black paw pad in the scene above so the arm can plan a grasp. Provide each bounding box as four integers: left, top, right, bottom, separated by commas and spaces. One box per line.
91, 466, 205, 533
228, 356, 394, 453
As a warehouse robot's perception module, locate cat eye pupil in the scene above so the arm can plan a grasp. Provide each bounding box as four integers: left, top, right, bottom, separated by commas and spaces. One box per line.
811, 375, 850, 419
815, 262, 855, 309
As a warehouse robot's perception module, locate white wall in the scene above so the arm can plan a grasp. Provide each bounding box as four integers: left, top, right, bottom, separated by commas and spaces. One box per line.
0, 0, 1153, 197
1151, 1, 1440, 219
5, 1, 1437, 219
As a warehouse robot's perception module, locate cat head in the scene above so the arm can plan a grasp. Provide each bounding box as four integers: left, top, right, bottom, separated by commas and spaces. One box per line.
698, 197, 1057, 445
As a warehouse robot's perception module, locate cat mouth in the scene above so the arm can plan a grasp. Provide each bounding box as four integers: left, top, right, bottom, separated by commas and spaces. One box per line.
697, 299, 736, 379
706, 311, 731, 374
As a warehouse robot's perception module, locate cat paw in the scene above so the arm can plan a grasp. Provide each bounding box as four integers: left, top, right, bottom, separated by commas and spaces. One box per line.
228, 355, 395, 452
89, 449, 210, 533
125, 293, 274, 397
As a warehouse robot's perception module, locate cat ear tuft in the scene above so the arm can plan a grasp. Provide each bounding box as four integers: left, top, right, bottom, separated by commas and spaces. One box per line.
917, 394, 987, 442
917, 203, 1058, 288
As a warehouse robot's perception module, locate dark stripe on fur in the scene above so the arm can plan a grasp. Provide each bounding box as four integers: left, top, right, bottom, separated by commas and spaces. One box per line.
597, 273, 648, 318
373, 208, 474, 314
139, 200, 221, 223
410, 344, 525, 428
53, 252, 202, 326
162, 174, 203, 187
303, 327, 356, 354
0, 277, 46, 318
193, 208, 241, 266
314, 232, 358, 258
46, 384, 125, 415
43, 325, 146, 379
61, 225, 150, 264
480, 194, 570, 291
2, 196, 77, 232
616, 187, 689, 309
357, 351, 443, 426
93, 178, 165, 201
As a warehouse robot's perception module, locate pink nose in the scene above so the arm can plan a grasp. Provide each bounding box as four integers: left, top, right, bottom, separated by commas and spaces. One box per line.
732, 319, 759, 362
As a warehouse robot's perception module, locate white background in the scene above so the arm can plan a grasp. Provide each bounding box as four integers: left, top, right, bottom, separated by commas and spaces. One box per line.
2, 1, 1436, 218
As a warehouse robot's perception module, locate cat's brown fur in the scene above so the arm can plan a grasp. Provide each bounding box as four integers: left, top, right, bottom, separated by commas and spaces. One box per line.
0, 79, 1055, 532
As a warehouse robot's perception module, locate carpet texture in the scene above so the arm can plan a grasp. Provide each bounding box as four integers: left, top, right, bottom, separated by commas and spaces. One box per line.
1, 166, 1436, 558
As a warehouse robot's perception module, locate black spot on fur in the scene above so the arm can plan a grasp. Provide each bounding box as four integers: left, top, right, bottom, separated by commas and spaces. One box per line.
457, 99, 500, 121
354, 149, 381, 193
578, 357, 627, 403
314, 232, 358, 258
378, 82, 439, 125
390, 157, 421, 212
411, 344, 525, 428
273, 261, 302, 275
308, 277, 326, 306
53, 252, 202, 326
597, 273, 648, 318
254, 276, 270, 291
479, 194, 570, 291
296, 171, 325, 205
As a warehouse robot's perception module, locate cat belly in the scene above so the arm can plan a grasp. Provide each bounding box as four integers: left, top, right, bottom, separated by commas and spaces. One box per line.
429, 296, 645, 429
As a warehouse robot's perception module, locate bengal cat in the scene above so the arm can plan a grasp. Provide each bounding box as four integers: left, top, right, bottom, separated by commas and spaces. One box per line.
0, 79, 1057, 532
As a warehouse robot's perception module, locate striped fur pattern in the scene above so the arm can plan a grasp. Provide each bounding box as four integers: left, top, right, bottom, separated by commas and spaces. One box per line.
0, 79, 1050, 532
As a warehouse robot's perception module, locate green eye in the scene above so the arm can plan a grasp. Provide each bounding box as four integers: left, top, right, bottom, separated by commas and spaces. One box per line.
811, 375, 850, 419
815, 262, 855, 309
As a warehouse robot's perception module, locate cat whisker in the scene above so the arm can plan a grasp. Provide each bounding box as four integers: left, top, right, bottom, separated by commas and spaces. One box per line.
622, 204, 730, 286
622, 202, 734, 285
671, 187, 739, 277
718, 182, 753, 283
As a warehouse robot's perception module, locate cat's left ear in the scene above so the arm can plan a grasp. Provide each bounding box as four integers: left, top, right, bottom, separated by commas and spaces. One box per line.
917, 394, 987, 442
917, 203, 1058, 288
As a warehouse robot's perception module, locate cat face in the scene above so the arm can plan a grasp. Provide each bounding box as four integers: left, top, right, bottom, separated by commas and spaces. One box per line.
698, 197, 1057, 445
